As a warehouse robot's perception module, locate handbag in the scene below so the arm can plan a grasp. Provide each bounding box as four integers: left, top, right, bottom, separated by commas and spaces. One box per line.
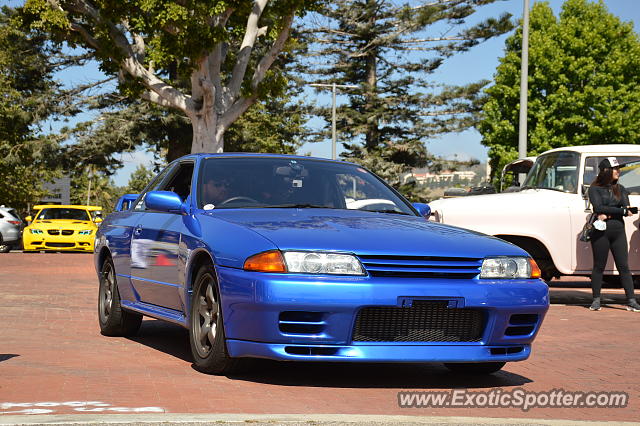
579, 212, 597, 242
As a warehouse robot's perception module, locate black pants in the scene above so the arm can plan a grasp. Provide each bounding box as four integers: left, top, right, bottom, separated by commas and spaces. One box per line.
590, 219, 635, 299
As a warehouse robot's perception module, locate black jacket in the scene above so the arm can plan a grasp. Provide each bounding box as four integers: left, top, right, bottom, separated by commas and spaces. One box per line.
588, 184, 630, 219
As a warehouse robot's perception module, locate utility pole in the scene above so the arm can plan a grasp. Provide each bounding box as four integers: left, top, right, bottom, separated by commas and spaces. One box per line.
518, 0, 530, 160
309, 83, 359, 160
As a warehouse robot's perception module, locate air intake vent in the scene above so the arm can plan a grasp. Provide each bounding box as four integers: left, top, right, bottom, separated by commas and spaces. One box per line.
353, 301, 484, 342
278, 311, 326, 335
357, 255, 482, 279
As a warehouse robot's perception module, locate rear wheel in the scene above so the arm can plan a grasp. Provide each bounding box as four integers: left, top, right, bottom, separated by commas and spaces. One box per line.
444, 362, 506, 374
0, 235, 10, 253
189, 264, 240, 374
98, 256, 142, 336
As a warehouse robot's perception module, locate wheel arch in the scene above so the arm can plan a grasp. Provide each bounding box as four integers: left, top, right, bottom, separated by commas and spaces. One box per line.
186, 249, 216, 291
96, 245, 112, 271
495, 234, 559, 280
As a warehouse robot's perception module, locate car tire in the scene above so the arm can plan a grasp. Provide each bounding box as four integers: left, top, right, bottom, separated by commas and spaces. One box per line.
189, 264, 241, 375
98, 256, 142, 336
443, 362, 506, 374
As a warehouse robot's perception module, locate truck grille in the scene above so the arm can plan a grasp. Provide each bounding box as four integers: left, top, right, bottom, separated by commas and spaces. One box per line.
353, 301, 484, 342
357, 254, 482, 279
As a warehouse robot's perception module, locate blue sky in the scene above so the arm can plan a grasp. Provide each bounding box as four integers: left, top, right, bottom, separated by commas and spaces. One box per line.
301, 0, 640, 163
3, 0, 640, 185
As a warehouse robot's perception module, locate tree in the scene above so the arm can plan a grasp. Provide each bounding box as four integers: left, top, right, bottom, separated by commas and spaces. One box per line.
304, 0, 513, 187
24, 0, 317, 154
0, 6, 63, 210
479, 0, 640, 180
126, 164, 155, 193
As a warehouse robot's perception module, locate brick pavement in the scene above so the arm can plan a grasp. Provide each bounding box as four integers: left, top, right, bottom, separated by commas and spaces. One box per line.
0, 253, 638, 422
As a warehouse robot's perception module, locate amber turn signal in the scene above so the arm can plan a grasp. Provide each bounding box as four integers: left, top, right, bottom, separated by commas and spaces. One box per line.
244, 250, 287, 273
529, 258, 542, 279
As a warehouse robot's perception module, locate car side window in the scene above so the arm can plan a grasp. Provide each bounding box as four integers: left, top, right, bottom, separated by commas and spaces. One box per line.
159, 162, 194, 202
133, 164, 176, 211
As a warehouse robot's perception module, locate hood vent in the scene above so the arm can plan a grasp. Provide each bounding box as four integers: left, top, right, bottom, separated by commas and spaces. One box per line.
357, 254, 482, 279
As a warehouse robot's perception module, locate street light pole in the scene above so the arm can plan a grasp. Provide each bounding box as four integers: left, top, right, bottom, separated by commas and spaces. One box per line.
518, 0, 530, 160
310, 83, 359, 160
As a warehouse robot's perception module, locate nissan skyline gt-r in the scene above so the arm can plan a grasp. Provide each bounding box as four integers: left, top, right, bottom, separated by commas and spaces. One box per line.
23, 205, 103, 252
94, 154, 549, 375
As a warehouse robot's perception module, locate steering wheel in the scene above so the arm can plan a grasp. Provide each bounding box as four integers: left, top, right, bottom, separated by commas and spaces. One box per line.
217, 196, 260, 207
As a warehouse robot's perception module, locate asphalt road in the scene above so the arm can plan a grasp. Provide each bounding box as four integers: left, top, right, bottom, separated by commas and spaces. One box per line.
0, 252, 638, 424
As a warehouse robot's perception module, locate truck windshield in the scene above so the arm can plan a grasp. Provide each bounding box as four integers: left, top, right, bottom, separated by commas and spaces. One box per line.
522, 152, 580, 193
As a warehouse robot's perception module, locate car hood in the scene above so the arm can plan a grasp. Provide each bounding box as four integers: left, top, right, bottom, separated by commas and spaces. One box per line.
30, 220, 97, 229
207, 208, 525, 258
429, 188, 576, 214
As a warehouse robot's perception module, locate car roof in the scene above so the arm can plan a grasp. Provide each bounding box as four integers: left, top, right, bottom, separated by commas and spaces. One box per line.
34, 205, 102, 211
541, 144, 640, 155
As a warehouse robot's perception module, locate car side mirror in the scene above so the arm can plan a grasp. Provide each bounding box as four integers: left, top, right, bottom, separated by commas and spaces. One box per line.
94, 217, 103, 224
145, 191, 186, 214
582, 184, 589, 200
412, 202, 431, 219
25, 216, 32, 222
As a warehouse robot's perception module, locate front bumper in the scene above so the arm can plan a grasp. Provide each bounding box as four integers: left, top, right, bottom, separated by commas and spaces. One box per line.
215, 266, 549, 363
23, 232, 94, 252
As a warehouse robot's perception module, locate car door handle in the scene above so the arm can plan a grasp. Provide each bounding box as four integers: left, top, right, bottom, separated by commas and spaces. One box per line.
133, 226, 143, 236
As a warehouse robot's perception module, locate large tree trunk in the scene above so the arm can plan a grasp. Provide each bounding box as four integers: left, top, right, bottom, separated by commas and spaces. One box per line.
190, 106, 222, 153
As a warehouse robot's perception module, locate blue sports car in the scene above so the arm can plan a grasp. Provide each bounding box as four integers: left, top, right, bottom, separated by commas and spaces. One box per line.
94, 154, 548, 374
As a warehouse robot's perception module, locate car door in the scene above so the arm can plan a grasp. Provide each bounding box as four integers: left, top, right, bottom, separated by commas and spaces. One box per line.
129, 163, 177, 306
132, 161, 194, 311
573, 155, 640, 273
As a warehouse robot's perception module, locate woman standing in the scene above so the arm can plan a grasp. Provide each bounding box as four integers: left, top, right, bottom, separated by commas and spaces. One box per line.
588, 157, 640, 312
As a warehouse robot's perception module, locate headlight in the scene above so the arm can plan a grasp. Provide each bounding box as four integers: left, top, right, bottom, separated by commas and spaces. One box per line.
480, 257, 541, 279
243, 250, 365, 275
29, 229, 43, 234
78, 230, 93, 235
283, 251, 365, 275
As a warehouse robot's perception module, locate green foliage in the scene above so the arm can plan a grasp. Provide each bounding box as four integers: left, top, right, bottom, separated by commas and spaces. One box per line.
305, 0, 513, 197
0, 6, 62, 210
126, 165, 155, 193
480, 0, 640, 181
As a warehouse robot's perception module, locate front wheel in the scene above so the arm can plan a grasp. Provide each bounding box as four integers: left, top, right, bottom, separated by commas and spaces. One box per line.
189, 264, 241, 374
98, 256, 142, 336
444, 362, 506, 374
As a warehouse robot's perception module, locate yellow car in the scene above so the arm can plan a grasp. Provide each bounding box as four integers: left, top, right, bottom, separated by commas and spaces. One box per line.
23, 205, 103, 252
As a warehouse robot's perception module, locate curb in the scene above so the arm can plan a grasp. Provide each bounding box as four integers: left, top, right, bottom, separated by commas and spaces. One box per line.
0, 413, 634, 425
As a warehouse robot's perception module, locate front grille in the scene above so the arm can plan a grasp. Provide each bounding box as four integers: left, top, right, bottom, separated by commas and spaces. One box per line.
47, 230, 60, 235
61, 230, 74, 236
45, 242, 75, 248
353, 301, 484, 342
357, 254, 482, 279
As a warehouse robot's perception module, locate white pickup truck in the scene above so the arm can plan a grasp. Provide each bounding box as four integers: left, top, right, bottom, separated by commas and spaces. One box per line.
428, 145, 640, 281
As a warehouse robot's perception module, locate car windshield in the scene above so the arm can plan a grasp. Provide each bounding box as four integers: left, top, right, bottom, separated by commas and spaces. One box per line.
522, 152, 580, 193
37, 208, 91, 221
198, 157, 415, 215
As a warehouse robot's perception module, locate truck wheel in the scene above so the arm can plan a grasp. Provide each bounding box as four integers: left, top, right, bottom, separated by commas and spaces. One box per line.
444, 362, 506, 374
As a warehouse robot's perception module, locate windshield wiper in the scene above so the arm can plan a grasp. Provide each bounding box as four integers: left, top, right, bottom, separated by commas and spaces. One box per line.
520, 185, 566, 193
366, 209, 411, 215
264, 203, 331, 209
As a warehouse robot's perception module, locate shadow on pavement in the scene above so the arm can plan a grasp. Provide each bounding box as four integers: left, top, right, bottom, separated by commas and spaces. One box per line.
128, 320, 534, 388
0, 354, 19, 362
225, 359, 532, 389
128, 319, 191, 363
549, 288, 629, 305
